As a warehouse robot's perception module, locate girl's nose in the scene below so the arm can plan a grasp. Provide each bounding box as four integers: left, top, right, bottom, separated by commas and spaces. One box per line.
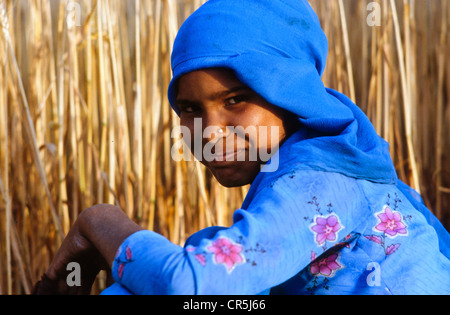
202, 111, 228, 143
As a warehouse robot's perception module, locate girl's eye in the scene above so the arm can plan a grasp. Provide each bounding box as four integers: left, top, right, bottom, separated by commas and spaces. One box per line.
225, 95, 247, 106
180, 105, 198, 114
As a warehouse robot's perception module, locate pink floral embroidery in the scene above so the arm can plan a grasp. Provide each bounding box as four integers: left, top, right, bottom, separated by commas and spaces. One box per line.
365, 197, 410, 257
207, 237, 245, 273
194, 254, 206, 266
386, 243, 401, 255
374, 205, 408, 238
115, 245, 133, 280
185, 246, 196, 252
310, 214, 343, 246
125, 246, 132, 260
309, 253, 342, 277
118, 263, 124, 279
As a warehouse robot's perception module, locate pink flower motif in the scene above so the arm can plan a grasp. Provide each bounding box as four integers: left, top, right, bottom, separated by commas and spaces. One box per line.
194, 254, 206, 266
310, 215, 343, 246
118, 263, 124, 279
125, 246, 132, 261
310, 253, 342, 277
207, 237, 245, 273
386, 243, 401, 255
185, 246, 196, 252
374, 206, 408, 238
115, 245, 133, 280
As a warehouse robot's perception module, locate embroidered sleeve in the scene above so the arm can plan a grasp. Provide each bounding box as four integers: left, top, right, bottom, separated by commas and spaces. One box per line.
109, 170, 366, 294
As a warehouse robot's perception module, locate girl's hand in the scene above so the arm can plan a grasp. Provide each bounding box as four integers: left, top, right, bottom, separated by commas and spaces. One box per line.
33, 210, 107, 295
33, 204, 144, 295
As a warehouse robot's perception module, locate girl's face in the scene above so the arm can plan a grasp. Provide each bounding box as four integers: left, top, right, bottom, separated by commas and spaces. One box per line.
176, 68, 299, 187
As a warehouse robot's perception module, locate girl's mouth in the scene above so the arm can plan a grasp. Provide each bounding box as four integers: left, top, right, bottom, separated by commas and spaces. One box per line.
205, 148, 247, 164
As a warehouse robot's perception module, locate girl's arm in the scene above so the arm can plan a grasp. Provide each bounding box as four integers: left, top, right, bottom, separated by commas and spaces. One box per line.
79, 204, 144, 268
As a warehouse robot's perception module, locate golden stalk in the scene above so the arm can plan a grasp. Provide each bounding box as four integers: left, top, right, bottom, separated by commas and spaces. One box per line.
435, 0, 447, 219
390, 0, 420, 192
55, 0, 70, 235
0, 173, 11, 294
338, 0, 356, 102
0, 4, 11, 292
134, 0, 144, 221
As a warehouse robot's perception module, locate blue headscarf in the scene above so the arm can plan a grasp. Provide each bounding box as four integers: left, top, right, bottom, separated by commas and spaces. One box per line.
168, 0, 398, 184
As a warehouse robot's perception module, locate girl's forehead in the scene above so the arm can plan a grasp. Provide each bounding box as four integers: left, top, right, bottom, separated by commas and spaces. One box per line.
179, 68, 240, 87
177, 68, 249, 99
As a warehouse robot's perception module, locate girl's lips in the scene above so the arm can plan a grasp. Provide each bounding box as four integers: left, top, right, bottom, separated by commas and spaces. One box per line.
206, 148, 247, 164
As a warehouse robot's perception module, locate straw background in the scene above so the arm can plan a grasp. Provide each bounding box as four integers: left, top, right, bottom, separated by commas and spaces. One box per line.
0, 0, 448, 294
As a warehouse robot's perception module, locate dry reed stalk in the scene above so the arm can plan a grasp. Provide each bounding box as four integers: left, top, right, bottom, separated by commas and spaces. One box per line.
105, 1, 132, 214
435, 0, 447, 219
0, 3, 11, 293
134, 0, 144, 222
55, 0, 70, 235
96, 0, 106, 205
105, 5, 116, 208
338, 0, 356, 102
382, 0, 394, 156
390, 0, 420, 192
9, 217, 31, 293
147, 0, 163, 230
68, 6, 81, 219
84, 0, 95, 210
0, 173, 11, 294
382, 10, 392, 145
166, 0, 185, 245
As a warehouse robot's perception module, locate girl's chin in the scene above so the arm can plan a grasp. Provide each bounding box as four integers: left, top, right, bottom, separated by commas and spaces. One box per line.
206, 161, 261, 187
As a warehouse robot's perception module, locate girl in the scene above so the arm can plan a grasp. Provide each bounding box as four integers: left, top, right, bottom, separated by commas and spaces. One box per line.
34, 0, 450, 295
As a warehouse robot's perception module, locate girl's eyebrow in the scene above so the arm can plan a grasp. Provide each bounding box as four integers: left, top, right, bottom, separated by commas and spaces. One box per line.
209, 85, 250, 100
176, 85, 250, 106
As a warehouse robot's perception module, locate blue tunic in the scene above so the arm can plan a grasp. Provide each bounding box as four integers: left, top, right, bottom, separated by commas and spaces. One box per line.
101, 0, 450, 294
102, 129, 450, 295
